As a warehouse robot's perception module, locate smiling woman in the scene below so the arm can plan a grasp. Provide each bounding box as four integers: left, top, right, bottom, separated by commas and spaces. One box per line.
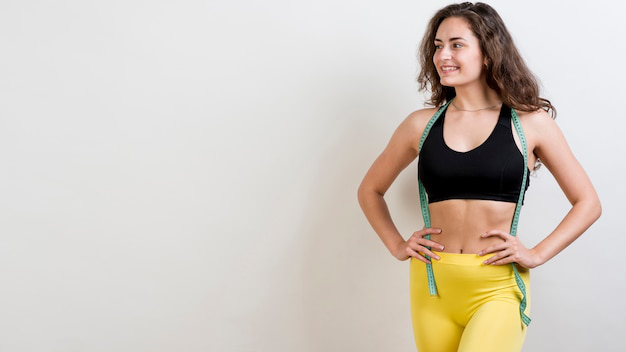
433, 18, 486, 89
357, 2, 601, 352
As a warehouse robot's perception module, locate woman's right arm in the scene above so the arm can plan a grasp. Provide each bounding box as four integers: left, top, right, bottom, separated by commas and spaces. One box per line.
357, 109, 444, 262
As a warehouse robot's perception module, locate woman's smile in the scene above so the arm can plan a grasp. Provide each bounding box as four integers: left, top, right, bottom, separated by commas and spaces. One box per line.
440, 65, 460, 73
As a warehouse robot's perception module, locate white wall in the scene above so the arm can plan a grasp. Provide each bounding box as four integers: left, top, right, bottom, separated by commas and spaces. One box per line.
0, 0, 623, 351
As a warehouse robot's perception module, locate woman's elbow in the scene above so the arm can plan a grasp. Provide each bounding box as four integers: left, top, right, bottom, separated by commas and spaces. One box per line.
582, 193, 602, 222
592, 197, 602, 221
357, 182, 372, 207
357, 181, 383, 208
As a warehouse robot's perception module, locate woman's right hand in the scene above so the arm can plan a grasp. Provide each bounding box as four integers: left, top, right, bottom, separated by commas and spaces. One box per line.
394, 227, 445, 262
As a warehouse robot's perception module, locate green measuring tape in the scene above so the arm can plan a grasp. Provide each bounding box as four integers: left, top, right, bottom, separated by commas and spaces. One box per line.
510, 108, 531, 327
417, 100, 451, 296
416, 100, 531, 327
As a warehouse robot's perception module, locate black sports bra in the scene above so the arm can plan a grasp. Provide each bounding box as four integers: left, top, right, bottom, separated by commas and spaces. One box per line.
417, 103, 530, 204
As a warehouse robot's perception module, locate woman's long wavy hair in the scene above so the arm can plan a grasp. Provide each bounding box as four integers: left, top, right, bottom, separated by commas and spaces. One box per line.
417, 2, 556, 118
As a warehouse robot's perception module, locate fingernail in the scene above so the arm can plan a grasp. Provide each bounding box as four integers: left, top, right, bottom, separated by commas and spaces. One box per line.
440, 245, 445, 250
477, 251, 482, 256
437, 229, 442, 233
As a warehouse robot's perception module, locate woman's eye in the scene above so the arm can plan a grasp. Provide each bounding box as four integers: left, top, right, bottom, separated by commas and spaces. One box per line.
453, 43, 463, 48
434, 45, 442, 50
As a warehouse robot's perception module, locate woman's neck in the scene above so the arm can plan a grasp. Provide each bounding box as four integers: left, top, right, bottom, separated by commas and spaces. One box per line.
452, 84, 501, 111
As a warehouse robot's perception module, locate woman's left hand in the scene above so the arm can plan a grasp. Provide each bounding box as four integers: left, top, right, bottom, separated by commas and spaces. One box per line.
478, 230, 543, 269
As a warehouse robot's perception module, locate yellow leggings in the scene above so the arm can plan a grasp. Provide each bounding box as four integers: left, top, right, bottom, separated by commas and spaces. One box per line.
410, 251, 531, 352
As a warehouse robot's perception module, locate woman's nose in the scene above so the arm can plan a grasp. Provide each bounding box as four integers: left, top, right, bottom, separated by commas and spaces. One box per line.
439, 46, 452, 60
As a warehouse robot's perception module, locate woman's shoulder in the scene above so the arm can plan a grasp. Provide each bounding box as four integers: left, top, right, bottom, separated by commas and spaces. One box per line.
514, 108, 553, 123
514, 108, 562, 150
402, 107, 441, 131
514, 108, 558, 133
387, 107, 440, 152
407, 106, 440, 119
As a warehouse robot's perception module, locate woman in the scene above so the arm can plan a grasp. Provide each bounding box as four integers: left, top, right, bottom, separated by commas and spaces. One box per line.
357, 2, 601, 352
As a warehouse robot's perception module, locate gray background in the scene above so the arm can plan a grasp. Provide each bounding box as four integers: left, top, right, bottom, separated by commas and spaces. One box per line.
0, 0, 623, 351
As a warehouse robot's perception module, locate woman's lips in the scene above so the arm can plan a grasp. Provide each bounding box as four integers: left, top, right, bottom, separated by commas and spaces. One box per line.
441, 66, 459, 73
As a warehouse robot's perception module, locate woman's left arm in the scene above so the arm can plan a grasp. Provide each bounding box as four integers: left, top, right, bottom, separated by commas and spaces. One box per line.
481, 110, 602, 268
524, 111, 601, 266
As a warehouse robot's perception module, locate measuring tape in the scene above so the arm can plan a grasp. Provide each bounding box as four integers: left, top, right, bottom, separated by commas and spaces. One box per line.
417, 100, 451, 296
416, 100, 531, 327
510, 108, 532, 327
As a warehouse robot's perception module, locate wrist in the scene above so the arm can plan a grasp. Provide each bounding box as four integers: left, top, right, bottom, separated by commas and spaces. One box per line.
530, 247, 547, 268
390, 239, 408, 260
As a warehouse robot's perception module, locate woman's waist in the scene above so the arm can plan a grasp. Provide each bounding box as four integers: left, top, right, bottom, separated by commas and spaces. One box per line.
431, 219, 511, 253
427, 204, 515, 254
430, 231, 506, 254
411, 252, 530, 291
414, 251, 531, 279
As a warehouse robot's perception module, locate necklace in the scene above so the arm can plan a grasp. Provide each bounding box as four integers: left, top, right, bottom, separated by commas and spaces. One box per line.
452, 101, 500, 112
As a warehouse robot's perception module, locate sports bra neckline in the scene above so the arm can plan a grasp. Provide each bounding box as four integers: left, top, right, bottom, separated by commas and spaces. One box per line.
440, 103, 507, 154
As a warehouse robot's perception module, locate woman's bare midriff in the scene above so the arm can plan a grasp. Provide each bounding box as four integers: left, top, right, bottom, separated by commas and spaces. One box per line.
428, 199, 517, 254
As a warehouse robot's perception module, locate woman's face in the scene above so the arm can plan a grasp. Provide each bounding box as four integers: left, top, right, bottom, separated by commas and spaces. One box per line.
433, 16, 486, 88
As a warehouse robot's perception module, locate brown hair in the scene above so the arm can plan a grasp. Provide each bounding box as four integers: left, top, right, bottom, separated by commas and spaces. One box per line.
417, 2, 556, 118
